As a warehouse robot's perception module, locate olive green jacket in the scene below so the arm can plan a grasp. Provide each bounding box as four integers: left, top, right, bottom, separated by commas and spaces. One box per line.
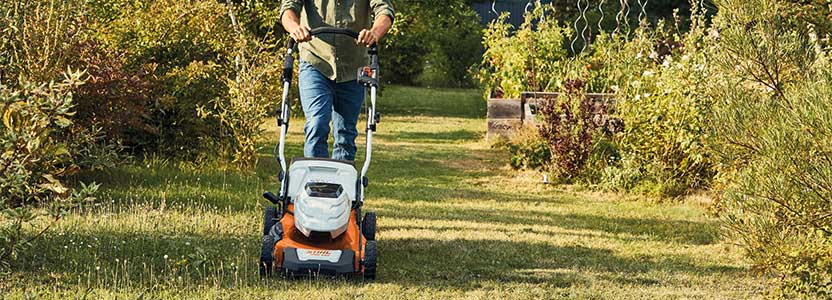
280, 0, 395, 83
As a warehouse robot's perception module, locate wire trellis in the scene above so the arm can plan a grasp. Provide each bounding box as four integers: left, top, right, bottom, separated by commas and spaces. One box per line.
571, 0, 649, 55
482, 0, 652, 55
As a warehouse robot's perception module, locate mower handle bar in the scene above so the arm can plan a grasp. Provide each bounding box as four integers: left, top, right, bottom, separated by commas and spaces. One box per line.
283, 27, 379, 81
285, 28, 378, 52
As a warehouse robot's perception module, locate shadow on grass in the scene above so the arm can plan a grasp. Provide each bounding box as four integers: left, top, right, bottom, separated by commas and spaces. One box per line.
379, 238, 743, 288
73, 143, 302, 211
378, 202, 718, 245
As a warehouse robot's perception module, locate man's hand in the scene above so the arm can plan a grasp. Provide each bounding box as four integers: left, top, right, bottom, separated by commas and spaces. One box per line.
290, 25, 312, 43
282, 10, 312, 43
356, 15, 393, 47
356, 29, 378, 47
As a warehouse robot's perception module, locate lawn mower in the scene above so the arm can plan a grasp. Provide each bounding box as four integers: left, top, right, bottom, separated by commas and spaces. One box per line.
259, 28, 380, 280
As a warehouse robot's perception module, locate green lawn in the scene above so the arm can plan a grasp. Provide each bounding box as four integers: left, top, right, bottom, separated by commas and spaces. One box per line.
2, 85, 764, 299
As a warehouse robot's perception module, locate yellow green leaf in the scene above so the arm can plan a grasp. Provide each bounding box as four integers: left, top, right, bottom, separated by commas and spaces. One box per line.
2, 107, 13, 129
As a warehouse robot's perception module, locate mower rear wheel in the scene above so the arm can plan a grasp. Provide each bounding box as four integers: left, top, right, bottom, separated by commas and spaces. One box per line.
362, 212, 377, 241
363, 240, 377, 280
263, 206, 279, 236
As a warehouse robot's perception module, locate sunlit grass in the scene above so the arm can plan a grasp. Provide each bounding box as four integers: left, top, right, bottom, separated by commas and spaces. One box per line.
2, 86, 765, 299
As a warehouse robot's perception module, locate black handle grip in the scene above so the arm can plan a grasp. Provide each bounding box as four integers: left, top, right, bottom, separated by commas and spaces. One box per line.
310, 27, 360, 39
286, 27, 378, 51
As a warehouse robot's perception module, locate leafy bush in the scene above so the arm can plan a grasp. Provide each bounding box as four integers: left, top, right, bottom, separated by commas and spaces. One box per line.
604, 13, 714, 197
478, 6, 570, 98
537, 79, 612, 181
197, 6, 282, 169
0, 73, 103, 269
93, 0, 237, 157
383, 0, 483, 87
708, 0, 832, 297
501, 125, 551, 170
72, 40, 156, 149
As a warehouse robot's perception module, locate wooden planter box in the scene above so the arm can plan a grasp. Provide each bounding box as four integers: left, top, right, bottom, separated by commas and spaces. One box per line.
486, 97, 522, 142
486, 92, 615, 142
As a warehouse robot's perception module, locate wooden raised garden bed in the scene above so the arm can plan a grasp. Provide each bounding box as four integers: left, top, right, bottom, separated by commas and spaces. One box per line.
486, 92, 615, 142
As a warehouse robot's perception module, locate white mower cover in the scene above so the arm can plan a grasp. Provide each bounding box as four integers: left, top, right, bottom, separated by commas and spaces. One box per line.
288, 160, 357, 239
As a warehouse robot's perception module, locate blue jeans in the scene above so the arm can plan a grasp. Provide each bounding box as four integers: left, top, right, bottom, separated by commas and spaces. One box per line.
298, 61, 366, 161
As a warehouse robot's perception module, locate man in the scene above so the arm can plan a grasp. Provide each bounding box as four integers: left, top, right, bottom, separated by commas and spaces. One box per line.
280, 0, 394, 161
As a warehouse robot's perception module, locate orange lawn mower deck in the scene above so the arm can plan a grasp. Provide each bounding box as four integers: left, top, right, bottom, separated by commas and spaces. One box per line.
260, 203, 376, 278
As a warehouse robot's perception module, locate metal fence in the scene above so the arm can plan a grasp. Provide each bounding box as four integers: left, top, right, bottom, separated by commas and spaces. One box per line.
470, 1, 553, 27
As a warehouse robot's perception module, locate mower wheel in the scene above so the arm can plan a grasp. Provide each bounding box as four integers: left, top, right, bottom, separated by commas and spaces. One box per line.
363, 240, 377, 280
259, 235, 275, 278
263, 206, 279, 236
362, 212, 377, 241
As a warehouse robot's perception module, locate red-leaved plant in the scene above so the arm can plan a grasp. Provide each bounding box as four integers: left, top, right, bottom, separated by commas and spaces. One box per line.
537, 79, 616, 180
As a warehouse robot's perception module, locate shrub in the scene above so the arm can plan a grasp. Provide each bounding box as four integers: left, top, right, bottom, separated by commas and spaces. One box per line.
478, 6, 570, 98
97, 0, 237, 157
0, 73, 103, 269
197, 5, 282, 170
537, 79, 611, 180
709, 0, 832, 297
72, 40, 156, 149
384, 0, 483, 87
502, 125, 551, 170
605, 13, 714, 197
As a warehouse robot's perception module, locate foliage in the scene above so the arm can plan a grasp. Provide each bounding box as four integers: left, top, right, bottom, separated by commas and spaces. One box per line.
537, 79, 611, 180
4, 0, 294, 165
478, 6, 570, 98
383, 0, 483, 87
709, 0, 832, 297
605, 12, 714, 197
197, 5, 282, 170
0, 0, 89, 86
71, 40, 156, 149
79, 0, 293, 162
501, 125, 551, 170
480, 3, 714, 196
93, 0, 236, 157
0, 73, 103, 269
